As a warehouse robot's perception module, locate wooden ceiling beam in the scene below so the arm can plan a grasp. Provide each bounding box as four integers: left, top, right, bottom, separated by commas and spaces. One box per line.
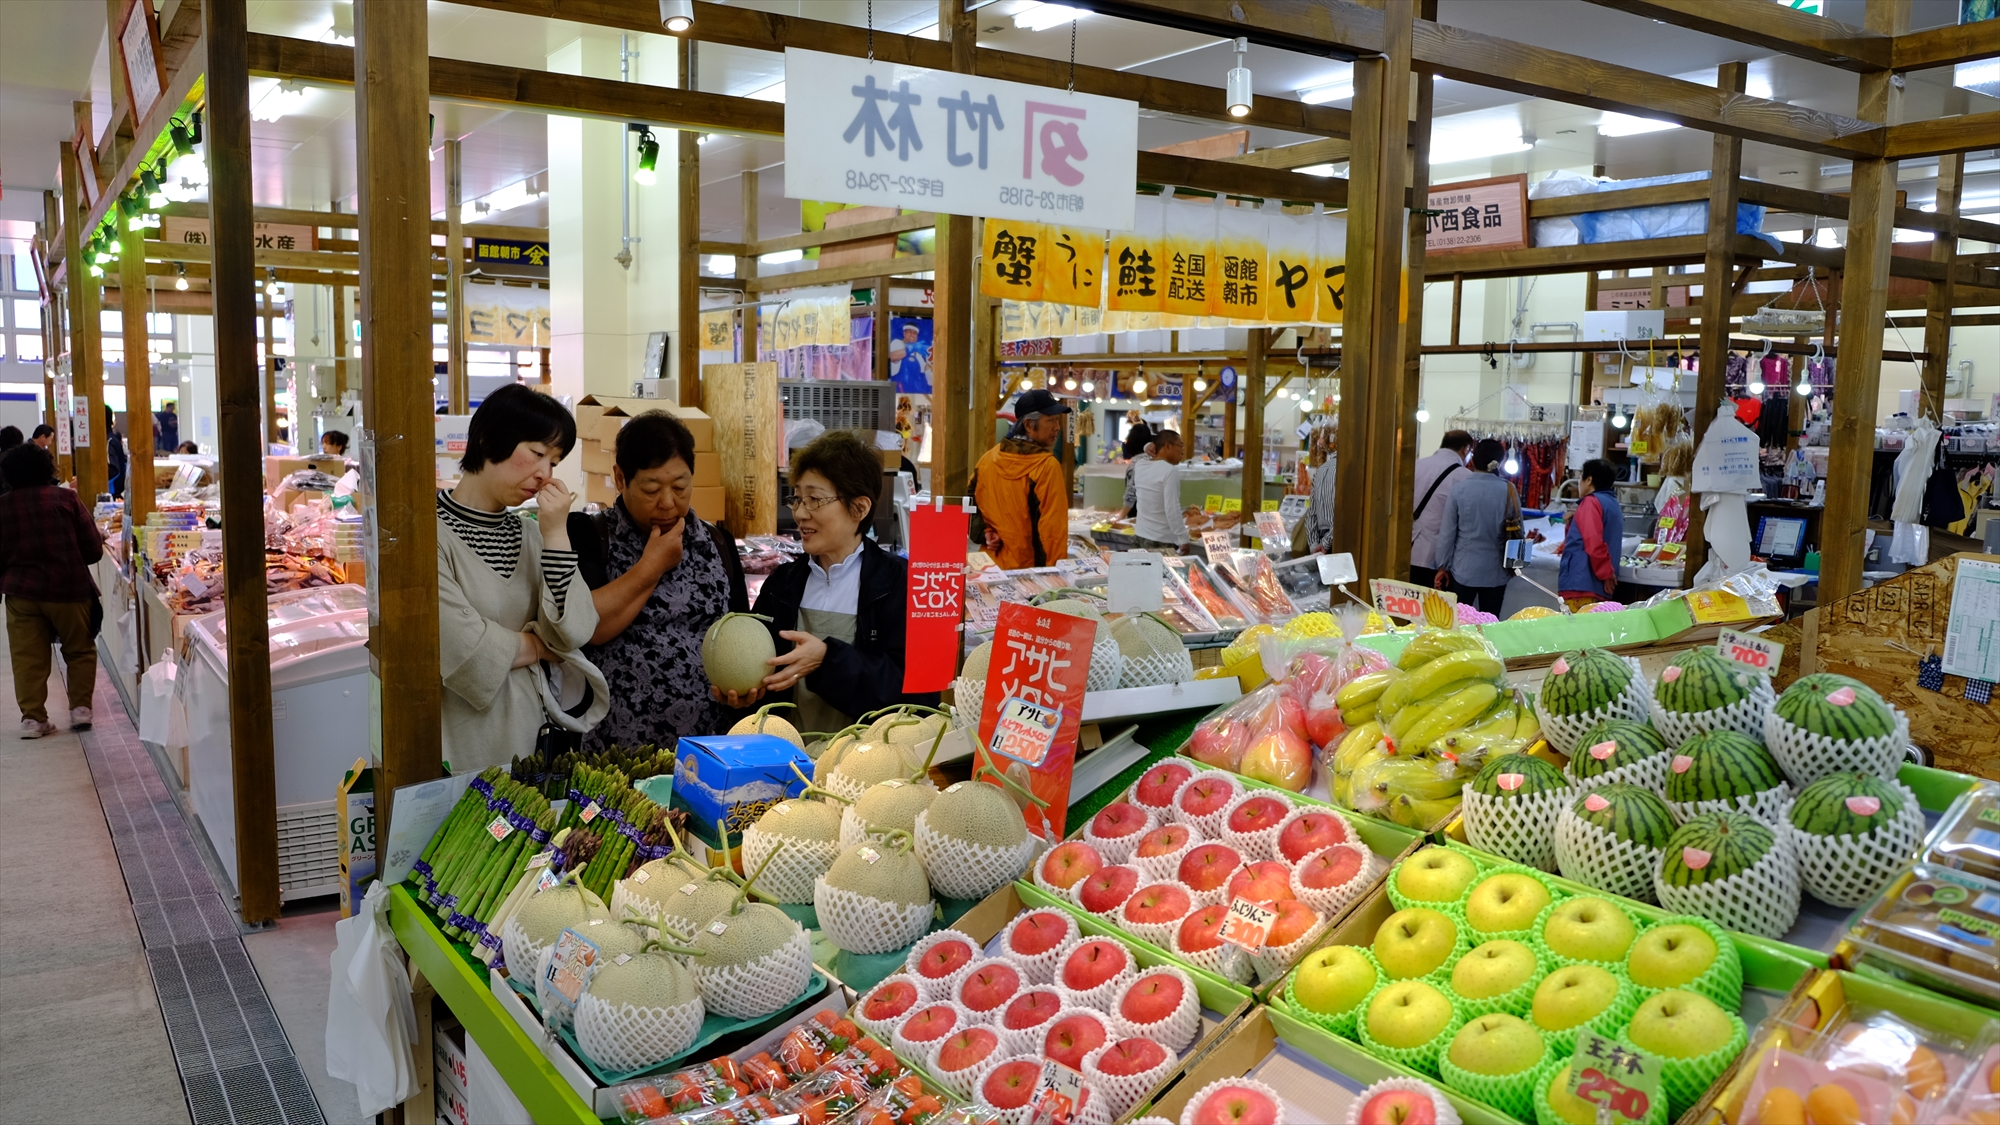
1893, 17, 2000, 70
1882, 111, 2000, 160
158, 199, 547, 241
1739, 179, 2000, 244
1226, 138, 1352, 170
76, 0, 206, 251
1138, 149, 1354, 207
1573, 0, 1890, 72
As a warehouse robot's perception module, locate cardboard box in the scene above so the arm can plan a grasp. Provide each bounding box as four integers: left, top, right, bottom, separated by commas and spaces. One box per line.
264, 454, 346, 492
433, 1019, 469, 1097
691, 484, 724, 522
336, 758, 376, 918
584, 472, 618, 506
581, 441, 615, 476
670, 734, 811, 842
691, 450, 721, 487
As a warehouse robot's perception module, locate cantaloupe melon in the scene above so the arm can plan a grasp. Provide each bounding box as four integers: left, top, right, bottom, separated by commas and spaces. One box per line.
690, 849, 814, 1018
730, 702, 803, 748
822, 834, 932, 907
848, 779, 940, 841
962, 641, 995, 678
1037, 598, 1105, 620
703, 613, 776, 695
824, 740, 916, 800
752, 794, 842, 843
1111, 613, 1193, 688
514, 883, 610, 951
586, 946, 700, 1008
924, 778, 1030, 849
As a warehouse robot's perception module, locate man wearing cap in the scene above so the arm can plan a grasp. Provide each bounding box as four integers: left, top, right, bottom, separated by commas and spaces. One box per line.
970, 389, 1071, 569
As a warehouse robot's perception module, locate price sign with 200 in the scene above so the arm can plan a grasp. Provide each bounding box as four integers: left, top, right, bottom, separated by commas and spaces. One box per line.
843, 170, 945, 197
997, 186, 1086, 213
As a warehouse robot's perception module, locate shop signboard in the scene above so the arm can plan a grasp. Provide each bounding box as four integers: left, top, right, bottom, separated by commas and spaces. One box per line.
904, 503, 967, 693
976, 601, 1096, 840
115, 0, 166, 124
54, 375, 73, 456
162, 216, 318, 252
784, 48, 1138, 233
470, 236, 550, 279
1424, 174, 1529, 254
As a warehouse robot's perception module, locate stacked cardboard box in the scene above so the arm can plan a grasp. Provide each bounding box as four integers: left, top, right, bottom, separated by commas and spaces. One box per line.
573, 395, 723, 520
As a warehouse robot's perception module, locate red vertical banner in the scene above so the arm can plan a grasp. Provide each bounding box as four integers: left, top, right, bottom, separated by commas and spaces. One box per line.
904, 503, 968, 693
976, 602, 1097, 840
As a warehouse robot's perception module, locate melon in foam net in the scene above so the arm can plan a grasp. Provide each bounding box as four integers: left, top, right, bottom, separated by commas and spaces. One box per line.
916, 768, 1043, 901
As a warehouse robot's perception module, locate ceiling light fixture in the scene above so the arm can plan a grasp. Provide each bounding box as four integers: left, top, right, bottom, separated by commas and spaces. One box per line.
251, 79, 309, 123
1014, 3, 1086, 31
1612, 409, 1628, 429
1748, 376, 1765, 396
633, 127, 660, 185
1295, 162, 1341, 178
1064, 377, 1077, 390
1226, 37, 1253, 119
660, 0, 694, 33
1503, 454, 1520, 474
1797, 371, 1813, 395
1598, 112, 1680, 137
1081, 380, 1094, 393
175, 264, 189, 291
1193, 377, 1207, 393
759, 248, 803, 265
1132, 376, 1148, 396
1296, 67, 1354, 105
1415, 402, 1430, 423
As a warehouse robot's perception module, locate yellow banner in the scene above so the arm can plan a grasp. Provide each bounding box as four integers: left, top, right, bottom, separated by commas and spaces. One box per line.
981, 219, 1046, 302
1160, 196, 1218, 319
1042, 226, 1104, 309
1107, 195, 1164, 313
1212, 201, 1269, 322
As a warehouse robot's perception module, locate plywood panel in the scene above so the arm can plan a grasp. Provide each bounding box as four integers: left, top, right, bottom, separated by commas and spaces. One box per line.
701, 362, 779, 537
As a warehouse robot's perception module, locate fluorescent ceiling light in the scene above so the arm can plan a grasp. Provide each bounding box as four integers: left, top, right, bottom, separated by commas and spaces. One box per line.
1430, 133, 1532, 163
749, 81, 786, 103
1014, 3, 1087, 31
1598, 112, 1679, 137
1297, 67, 1354, 105
760, 249, 804, 265
1954, 59, 2000, 97
461, 176, 547, 223
251, 79, 309, 123
1294, 163, 1341, 177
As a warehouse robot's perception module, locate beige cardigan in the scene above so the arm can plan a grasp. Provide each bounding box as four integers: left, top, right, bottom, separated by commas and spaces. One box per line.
437, 511, 597, 772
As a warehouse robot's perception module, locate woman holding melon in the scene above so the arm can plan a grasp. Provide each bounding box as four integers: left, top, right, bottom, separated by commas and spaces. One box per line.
713, 430, 937, 730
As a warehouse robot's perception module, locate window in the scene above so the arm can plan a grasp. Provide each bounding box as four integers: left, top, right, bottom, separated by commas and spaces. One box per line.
16, 335, 42, 362
149, 312, 171, 334
102, 310, 122, 334
11, 255, 33, 292
16, 300, 40, 331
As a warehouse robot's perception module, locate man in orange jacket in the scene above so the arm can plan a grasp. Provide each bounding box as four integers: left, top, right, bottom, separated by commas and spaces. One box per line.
971, 388, 1070, 569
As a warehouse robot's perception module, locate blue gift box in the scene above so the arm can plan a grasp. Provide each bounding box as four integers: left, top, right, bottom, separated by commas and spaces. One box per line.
671, 734, 811, 843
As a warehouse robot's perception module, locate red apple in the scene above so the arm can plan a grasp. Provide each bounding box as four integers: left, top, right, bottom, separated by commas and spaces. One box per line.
1006, 911, 1072, 958
1061, 939, 1131, 992
1297, 845, 1366, 890
1177, 905, 1227, 953
1119, 971, 1186, 1027
1122, 883, 1193, 926
1177, 843, 1244, 893
1092, 1037, 1169, 1077
1089, 801, 1151, 841
1227, 861, 1295, 906
861, 978, 919, 1022
1304, 704, 1344, 750
1192, 1083, 1281, 1125
1277, 696, 1306, 735
933, 1027, 1000, 1073
1039, 841, 1105, 891
981, 1059, 1044, 1110
1277, 810, 1351, 862
1356, 1088, 1439, 1125
1134, 761, 1194, 810
1265, 899, 1321, 948
1002, 990, 1063, 1031
1178, 777, 1237, 819
916, 938, 975, 980
1226, 794, 1290, 835
958, 961, 1022, 1015
1187, 716, 1249, 771
1076, 865, 1141, 913
1136, 824, 1194, 859
1043, 1013, 1109, 1070
899, 1004, 960, 1043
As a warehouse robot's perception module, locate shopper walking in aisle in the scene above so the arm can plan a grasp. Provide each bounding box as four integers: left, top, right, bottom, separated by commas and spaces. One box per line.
1132, 429, 1191, 551
1559, 458, 1624, 611
1117, 439, 1151, 520
0, 442, 104, 737
970, 388, 1070, 568
571, 411, 748, 748
105, 405, 126, 500
720, 430, 937, 728
1409, 430, 1473, 588
1302, 452, 1337, 553
437, 385, 598, 771
153, 402, 178, 454
1432, 438, 1520, 616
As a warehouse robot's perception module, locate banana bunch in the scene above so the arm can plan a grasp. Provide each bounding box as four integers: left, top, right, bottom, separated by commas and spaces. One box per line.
1334, 670, 1397, 727
1330, 720, 1387, 806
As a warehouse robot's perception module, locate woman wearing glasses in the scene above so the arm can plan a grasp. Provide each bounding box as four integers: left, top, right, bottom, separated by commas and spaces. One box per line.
714, 429, 938, 730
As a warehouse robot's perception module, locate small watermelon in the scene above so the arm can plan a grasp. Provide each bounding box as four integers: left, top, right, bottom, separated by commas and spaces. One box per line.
1570, 719, 1669, 780
1655, 648, 1756, 715
1788, 772, 1907, 838
1541, 649, 1635, 716
1470, 753, 1569, 799
1664, 731, 1785, 806
1659, 809, 1777, 887
1774, 674, 1898, 741
1570, 783, 1677, 848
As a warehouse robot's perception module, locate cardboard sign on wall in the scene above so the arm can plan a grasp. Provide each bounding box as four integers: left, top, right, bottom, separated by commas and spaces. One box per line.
701, 362, 780, 537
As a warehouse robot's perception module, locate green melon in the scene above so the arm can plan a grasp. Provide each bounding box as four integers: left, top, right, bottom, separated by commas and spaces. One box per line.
1470, 752, 1569, 799
1788, 772, 1906, 838
587, 947, 700, 1008
514, 883, 610, 950
1036, 597, 1105, 620
753, 796, 842, 843
1658, 809, 1776, 887
703, 613, 776, 695
1112, 613, 1191, 688
1774, 674, 1898, 741
1541, 649, 1635, 716
924, 779, 1028, 848
1654, 648, 1757, 714
1570, 719, 1669, 780
850, 779, 939, 837
961, 640, 995, 679
826, 741, 916, 795
1570, 783, 1677, 848
1663, 731, 1785, 805
822, 836, 931, 907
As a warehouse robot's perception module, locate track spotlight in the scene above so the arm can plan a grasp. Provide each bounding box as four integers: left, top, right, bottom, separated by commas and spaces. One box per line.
660, 0, 694, 32
1226, 37, 1252, 119
633, 127, 660, 185
175, 264, 189, 291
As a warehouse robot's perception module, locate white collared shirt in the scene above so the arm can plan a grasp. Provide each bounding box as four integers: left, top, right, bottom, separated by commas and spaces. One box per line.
800, 543, 866, 615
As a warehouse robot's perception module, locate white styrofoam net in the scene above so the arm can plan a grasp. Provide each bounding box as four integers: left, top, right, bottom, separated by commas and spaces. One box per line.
1664, 782, 1792, 827
1217, 790, 1295, 862
1084, 806, 1159, 865
927, 1030, 1007, 1101
1085, 1040, 1179, 1120
1653, 828, 1802, 939
573, 992, 705, 1072
968, 1054, 1052, 1125
1563, 749, 1670, 795
837, 805, 872, 850
1054, 945, 1138, 1011
692, 926, 813, 1019
1343, 1079, 1462, 1125
1073, 1085, 1115, 1125
1112, 965, 1202, 1051
892, 1001, 971, 1060
1171, 772, 1244, 838
1132, 768, 1193, 821
1554, 808, 1667, 905
739, 826, 839, 905
997, 909, 1081, 985
1764, 708, 1911, 788
1272, 805, 1358, 863
955, 678, 988, 723
499, 916, 548, 985
1132, 831, 1199, 882
1289, 843, 1384, 916
1089, 632, 1126, 692
1120, 636, 1194, 689
1170, 930, 1255, 985
1118, 889, 1194, 948
1179, 1077, 1287, 1125
905, 930, 986, 1001
812, 877, 932, 955
853, 973, 922, 1041
1536, 657, 1650, 756
1786, 784, 1926, 908
915, 813, 1037, 901
1031, 848, 1102, 904
1251, 909, 1329, 985
1180, 864, 1241, 910
1038, 1008, 1114, 1075
1460, 786, 1570, 873
996, 994, 1065, 1058
1649, 675, 1776, 745
953, 957, 1026, 1024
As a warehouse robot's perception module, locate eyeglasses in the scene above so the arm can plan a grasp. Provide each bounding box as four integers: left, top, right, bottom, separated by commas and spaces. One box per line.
788, 493, 840, 514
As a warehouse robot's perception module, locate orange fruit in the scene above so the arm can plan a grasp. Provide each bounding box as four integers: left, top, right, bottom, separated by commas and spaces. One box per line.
1905, 1045, 1947, 1100
1891, 1093, 1917, 1125
1804, 1083, 1862, 1125
1756, 1087, 1806, 1125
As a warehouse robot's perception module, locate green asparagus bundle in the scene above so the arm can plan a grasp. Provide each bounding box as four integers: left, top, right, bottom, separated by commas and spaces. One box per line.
406, 768, 508, 903
553, 762, 632, 836
512, 742, 675, 800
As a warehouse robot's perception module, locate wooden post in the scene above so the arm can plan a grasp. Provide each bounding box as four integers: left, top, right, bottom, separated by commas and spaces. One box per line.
333, 283, 351, 398
1821, 0, 1908, 601
1680, 60, 1748, 585
354, 0, 443, 853
57, 147, 85, 488
932, 0, 976, 500
1392, 0, 1438, 580
1222, 384, 1236, 460
205, 0, 281, 925
1241, 329, 1268, 519
260, 289, 279, 445
1920, 151, 1963, 420
446, 138, 468, 413
62, 138, 108, 499
972, 294, 1001, 470
740, 169, 760, 364
119, 222, 155, 524
1331, 0, 1413, 584
873, 274, 889, 383
677, 38, 701, 408
1582, 271, 1601, 408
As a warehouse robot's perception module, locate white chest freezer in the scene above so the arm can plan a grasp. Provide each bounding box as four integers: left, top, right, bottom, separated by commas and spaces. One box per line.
180, 584, 372, 902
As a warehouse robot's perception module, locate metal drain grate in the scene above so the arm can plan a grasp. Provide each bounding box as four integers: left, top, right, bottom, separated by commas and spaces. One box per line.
81, 675, 327, 1125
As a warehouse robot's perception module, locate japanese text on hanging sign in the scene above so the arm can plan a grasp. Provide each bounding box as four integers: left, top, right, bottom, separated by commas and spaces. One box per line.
904, 504, 968, 693
988, 696, 1062, 768
1372, 577, 1455, 620
1424, 175, 1528, 254
976, 602, 1097, 839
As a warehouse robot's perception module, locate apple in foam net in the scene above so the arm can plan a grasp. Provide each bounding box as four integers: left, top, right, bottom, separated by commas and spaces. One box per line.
1448, 1013, 1546, 1078
1452, 939, 1539, 1001
1626, 989, 1736, 1060
1043, 1013, 1109, 1069
1298, 846, 1366, 891
1178, 777, 1236, 819
1394, 848, 1479, 904
1095, 1037, 1169, 1077
1007, 911, 1071, 958
1134, 761, 1194, 810
981, 1059, 1044, 1111
861, 978, 920, 1023
1120, 971, 1186, 1027
900, 1004, 960, 1043
1278, 811, 1351, 862
1178, 843, 1245, 892
917, 938, 975, 981
1039, 841, 1105, 891
934, 1027, 1000, 1074
1090, 801, 1151, 842
1136, 824, 1193, 859
1227, 861, 1296, 906
1626, 923, 1720, 990
1356, 1087, 1439, 1125
1227, 794, 1291, 835
1123, 883, 1193, 926
1178, 905, 1228, 953
1190, 1083, 1282, 1125
1366, 980, 1455, 1050
959, 962, 1022, 1014
1530, 964, 1621, 1032
1464, 872, 1553, 935
1002, 990, 1063, 1031
1373, 907, 1460, 980
1292, 945, 1378, 1017
1542, 896, 1637, 964
1077, 865, 1142, 913
1062, 939, 1130, 992
1266, 900, 1322, 948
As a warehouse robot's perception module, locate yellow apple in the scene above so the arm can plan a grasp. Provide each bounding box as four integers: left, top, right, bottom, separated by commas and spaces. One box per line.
1626, 989, 1735, 1059
1449, 1013, 1546, 1077
1451, 939, 1538, 1000
1293, 945, 1377, 1016
1530, 964, 1620, 1032
1626, 923, 1718, 990
1373, 907, 1459, 980
1396, 849, 1478, 904
1465, 872, 1553, 935
1365, 980, 1455, 1050
1541, 896, 1637, 963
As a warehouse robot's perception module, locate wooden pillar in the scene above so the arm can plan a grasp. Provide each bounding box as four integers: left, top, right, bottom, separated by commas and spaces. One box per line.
1241, 329, 1268, 518
446, 139, 468, 413
1392, 0, 1437, 580
333, 283, 351, 398
354, 0, 443, 856
62, 139, 107, 498
1680, 60, 1748, 585
1581, 272, 1601, 407
677, 38, 701, 408
55, 154, 83, 486
1821, 0, 1908, 600
972, 293, 1000, 466
931, 0, 976, 500
1331, 0, 1413, 583
205, 0, 281, 925
260, 289, 279, 445
1920, 152, 1963, 420
118, 222, 155, 523
739, 170, 761, 364
1222, 384, 1236, 459
873, 275, 890, 381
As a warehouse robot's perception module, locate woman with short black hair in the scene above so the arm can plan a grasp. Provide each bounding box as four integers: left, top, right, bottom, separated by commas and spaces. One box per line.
723, 429, 936, 731
437, 384, 598, 770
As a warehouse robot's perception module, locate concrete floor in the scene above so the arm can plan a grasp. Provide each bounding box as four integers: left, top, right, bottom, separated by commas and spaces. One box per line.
244, 901, 367, 1125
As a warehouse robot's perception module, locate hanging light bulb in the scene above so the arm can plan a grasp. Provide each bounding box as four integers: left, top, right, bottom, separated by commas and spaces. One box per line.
1503, 453, 1520, 474
1132, 376, 1147, 396
1612, 410, 1629, 429
1193, 377, 1207, 393
632, 127, 660, 185
1019, 376, 1034, 392
1081, 379, 1094, 393
174, 264, 189, 291
1225, 37, 1253, 118
1797, 372, 1813, 396
659, 0, 694, 32
1415, 399, 1430, 423
1064, 377, 1077, 390
1748, 377, 1765, 396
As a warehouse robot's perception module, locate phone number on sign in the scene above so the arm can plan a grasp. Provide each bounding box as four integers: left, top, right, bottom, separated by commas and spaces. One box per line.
997, 186, 1086, 213
843, 170, 945, 197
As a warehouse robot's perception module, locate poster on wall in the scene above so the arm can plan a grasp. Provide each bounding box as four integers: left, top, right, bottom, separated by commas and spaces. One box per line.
888, 316, 933, 393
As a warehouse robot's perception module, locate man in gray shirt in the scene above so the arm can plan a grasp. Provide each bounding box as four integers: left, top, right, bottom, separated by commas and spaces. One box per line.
1133, 430, 1190, 550
1432, 437, 1517, 616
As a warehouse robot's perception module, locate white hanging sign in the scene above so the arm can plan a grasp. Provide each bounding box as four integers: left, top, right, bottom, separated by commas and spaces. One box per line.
783, 48, 1139, 232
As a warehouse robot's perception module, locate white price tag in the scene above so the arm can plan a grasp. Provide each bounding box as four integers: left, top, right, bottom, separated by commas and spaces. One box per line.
1372, 577, 1454, 620
1716, 628, 1782, 674
1202, 530, 1236, 564
1220, 896, 1276, 952
1106, 550, 1165, 614
987, 695, 1063, 768
1318, 552, 1358, 586
1254, 510, 1286, 541
1032, 1059, 1086, 1124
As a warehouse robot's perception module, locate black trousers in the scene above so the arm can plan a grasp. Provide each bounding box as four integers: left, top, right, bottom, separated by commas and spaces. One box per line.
1450, 581, 1507, 615
1409, 564, 1437, 590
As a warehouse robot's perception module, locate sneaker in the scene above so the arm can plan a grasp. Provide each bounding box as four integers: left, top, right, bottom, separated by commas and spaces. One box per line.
69, 707, 92, 731
19, 718, 57, 739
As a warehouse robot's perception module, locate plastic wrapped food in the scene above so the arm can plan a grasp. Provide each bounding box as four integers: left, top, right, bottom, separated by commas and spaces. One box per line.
1848, 863, 2000, 1007
1922, 781, 2000, 884
1165, 556, 1253, 630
